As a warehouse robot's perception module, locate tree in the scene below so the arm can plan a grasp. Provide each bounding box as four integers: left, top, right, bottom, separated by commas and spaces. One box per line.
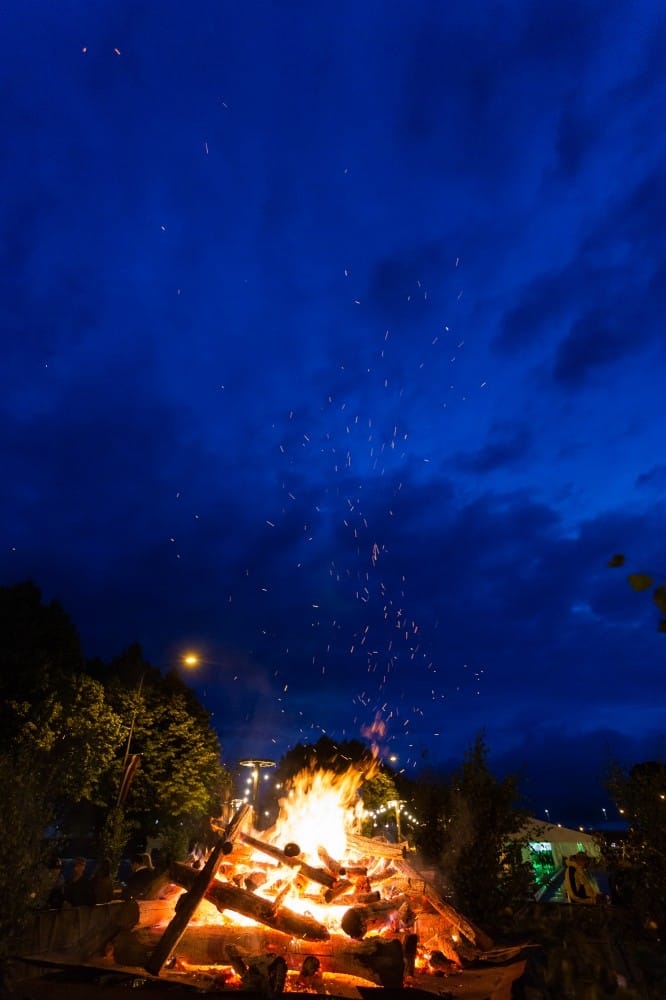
606, 759, 666, 930
0, 744, 55, 960
0, 666, 123, 959
0, 580, 233, 967
275, 736, 374, 785
408, 770, 451, 861
0, 580, 84, 742
359, 768, 401, 837
111, 675, 230, 859
438, 733, 532, 930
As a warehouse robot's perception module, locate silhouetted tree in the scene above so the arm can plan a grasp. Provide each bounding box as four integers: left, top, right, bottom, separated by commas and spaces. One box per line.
607, 759, 666, 931
0, 581, 231, 937
275, 736, 374, 785
438, 733, 532, 930
0, 580, 84, 741
409, 770, 451, 860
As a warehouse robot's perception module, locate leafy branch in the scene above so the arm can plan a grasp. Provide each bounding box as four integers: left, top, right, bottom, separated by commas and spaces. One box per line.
608, 553, 666, 632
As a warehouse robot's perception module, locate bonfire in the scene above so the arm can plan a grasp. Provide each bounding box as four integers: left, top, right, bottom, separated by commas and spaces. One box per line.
21, 762, 530, 997
111, 762, 497, 995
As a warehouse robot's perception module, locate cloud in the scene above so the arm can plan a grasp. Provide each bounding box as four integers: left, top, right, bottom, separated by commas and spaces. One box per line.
454, 422, 533, 474
636, 464, 666, 493
552, 311, 634, 386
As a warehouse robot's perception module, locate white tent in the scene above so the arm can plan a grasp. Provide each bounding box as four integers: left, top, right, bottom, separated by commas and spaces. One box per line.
517, 818, 601, 894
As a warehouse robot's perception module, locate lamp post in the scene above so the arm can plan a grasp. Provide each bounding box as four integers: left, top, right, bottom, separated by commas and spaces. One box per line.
239, 758, 276, 826
117, 653, 200, 808
388, 799, 405, 841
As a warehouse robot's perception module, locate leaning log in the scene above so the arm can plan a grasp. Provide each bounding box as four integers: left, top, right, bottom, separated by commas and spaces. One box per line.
145, 804, 251, 976
345, 833, 408, 859
393, 856, 493, 950
170, 863, 330, 941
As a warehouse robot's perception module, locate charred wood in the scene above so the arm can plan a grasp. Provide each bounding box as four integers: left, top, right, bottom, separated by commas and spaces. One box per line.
169, 862, 330, 941
340, 894, 411, 939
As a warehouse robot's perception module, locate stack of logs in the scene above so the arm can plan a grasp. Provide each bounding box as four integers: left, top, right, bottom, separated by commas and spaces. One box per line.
123, 805, 493, 994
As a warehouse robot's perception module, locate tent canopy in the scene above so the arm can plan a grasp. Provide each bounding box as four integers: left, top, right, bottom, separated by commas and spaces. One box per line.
517, 818, 600, 870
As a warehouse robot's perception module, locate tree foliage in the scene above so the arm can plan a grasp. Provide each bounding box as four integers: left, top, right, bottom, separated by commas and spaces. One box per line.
608, 553, 666, 632
0, 744, 56, 960
0, 579, 231, 947
606, 759, 666, 931
408, 770, 451, 860
275, 735, 374, 784
437, 733, 532, 930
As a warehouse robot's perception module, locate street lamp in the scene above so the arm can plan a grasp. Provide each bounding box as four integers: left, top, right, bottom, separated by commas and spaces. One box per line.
117, 653, 201, 807
388, 799, 405, 841
239, 758, 276, 825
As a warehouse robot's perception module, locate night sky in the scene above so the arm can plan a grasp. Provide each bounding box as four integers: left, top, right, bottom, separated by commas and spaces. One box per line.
3, 1, 665, 828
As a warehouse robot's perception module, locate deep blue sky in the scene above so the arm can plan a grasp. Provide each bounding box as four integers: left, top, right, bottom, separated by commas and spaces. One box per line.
2, 0, 665, 828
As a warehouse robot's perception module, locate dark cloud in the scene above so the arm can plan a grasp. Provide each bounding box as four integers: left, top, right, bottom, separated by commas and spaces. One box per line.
454, 422, 533, 474
553, 311, 635, 386
2, 0, 664, 827
636, 464, 666, 492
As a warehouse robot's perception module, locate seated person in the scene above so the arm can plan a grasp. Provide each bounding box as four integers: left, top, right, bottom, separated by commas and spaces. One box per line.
90, 858, 115, 903
122, 853, 157, 900
565, 852, 602, 904
63, 856, 95, 907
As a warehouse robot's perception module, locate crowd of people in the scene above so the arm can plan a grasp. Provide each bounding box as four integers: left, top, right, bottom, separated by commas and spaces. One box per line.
33, 852, 160, 909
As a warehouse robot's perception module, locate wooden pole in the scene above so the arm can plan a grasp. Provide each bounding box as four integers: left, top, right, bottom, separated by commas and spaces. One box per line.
144, 803, 251, 976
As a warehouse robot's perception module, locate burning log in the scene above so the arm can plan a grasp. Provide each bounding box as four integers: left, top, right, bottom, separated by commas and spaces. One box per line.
226, 944, 287, 998
334, 936, 405, 988
170, 862, 330, 941
239, 832, 338, 893
145, 803, 251, 976
340, 894, 412, 939
254, 935, 407, 989
123, 919, 407, 987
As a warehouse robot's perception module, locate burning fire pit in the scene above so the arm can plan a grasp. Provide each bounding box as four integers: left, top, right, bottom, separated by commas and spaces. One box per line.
109, 764, 496, 996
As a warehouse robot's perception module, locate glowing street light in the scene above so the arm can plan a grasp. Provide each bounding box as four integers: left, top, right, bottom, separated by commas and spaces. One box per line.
388, 799, 405, 841
182, 652, 200, 668
239, 758, 276, 824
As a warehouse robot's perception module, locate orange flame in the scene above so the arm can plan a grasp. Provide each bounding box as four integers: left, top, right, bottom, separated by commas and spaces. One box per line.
266, 761, 377, 863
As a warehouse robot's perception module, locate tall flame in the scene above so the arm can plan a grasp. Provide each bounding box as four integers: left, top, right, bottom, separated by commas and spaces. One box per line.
267, 762, 376, 862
